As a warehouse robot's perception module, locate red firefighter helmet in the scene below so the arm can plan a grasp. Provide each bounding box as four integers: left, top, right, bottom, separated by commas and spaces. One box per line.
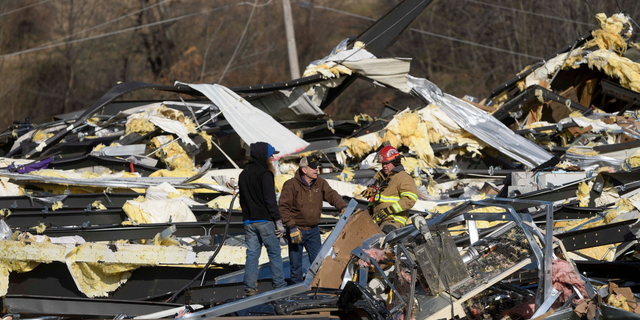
377, 146, 401, 164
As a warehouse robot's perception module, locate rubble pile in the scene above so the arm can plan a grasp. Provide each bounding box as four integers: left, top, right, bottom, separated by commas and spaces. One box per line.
3, 1, 640, 319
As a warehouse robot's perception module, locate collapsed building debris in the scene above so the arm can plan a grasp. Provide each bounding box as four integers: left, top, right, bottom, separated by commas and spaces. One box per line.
5, 1, 640, 320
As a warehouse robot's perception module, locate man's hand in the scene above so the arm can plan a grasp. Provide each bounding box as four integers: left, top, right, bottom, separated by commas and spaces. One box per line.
360, 186, 377, 199
374, 206, 394, 222
289, 226, 302, 244
335, 206, 346, 216
275, 220, 286, 238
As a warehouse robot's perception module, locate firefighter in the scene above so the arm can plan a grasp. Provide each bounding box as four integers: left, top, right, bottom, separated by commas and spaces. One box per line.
361, 146, 418, 234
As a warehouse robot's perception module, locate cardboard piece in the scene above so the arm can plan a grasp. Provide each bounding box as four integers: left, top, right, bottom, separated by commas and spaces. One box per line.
310, 209, 381, 289
579, 78, 598, 108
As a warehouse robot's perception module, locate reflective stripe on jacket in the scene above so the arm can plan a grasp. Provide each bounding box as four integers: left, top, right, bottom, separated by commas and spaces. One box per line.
371, 165, 418, 226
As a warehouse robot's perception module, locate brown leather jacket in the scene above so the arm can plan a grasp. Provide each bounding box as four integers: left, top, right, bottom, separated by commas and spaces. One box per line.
279, 169, 347, 230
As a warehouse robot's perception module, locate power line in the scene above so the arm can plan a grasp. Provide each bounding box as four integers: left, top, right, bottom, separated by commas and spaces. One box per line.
310, 3, 543, 60
0, 0, 54, 18
462, 0, 596, 27
219, 0, 262, 83
0, 0, 272, 59
40, 0, 171, 48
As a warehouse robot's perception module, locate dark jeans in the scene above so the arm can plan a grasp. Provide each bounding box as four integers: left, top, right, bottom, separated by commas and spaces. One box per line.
244, 221, 286, 293
288, 225, 321, 284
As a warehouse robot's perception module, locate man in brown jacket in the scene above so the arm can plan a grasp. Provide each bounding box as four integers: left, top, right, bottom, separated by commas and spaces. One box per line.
279, 157, 347, 284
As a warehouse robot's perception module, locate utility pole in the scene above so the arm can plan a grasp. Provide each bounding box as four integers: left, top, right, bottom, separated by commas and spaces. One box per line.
282, 0, 300, 79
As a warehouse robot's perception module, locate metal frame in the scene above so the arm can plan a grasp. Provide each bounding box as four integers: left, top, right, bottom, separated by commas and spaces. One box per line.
425, 197, 556, 312
304, 199, 358, 288
177, 199, 359, 320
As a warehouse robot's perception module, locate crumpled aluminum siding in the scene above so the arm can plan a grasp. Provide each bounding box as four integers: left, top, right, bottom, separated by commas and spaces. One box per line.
407, 75, 553, 168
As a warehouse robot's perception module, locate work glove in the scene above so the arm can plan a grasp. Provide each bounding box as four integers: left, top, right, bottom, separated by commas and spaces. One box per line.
374, 206, 394, 222
331, 206, 346, 217
360, 186, 377, 199
275, 220, 285, 239
289, 226, 303, 244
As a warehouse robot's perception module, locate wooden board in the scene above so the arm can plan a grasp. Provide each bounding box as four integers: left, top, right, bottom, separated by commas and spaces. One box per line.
311, 209, 381, 289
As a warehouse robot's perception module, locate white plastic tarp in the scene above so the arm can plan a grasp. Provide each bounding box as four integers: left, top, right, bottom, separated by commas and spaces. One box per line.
407, 75, 553, 168
184, 83, 309, 159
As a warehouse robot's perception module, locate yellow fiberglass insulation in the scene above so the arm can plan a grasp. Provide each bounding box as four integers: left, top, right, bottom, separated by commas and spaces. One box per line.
152, 233, 181, 246
0, 260, 41, 296
29, 169, 70, 178
92, 144, 106, 152
150, 135, 194, 171
92, 200, 107, 210
199, 131, 213, 151
125, 104, 197, 136
302, 61, 352, 79
149, 169, 217, 194
580, 244, 617, 261
274, 174, 293, 192
66, 246, 141, 298
624, 149, 640, 169
469, 206, 506, 213
81, 171, 102, 179
33, 223, 46, 234
607, 293, 631, 311
401, 157, 420, 176
383, 109, 435, 166
206, 195, 241, 210
52, 201, 63, 211
125, 117, 155, 136
340, 132, 382, 158
570, 49, 640, 93
122, 201, 147, 224
566, 146, 599, 156
339, 136, 376, 160
340, 167, 355, 183
342, 105, 485, 167
585, 13, 631, 55
576, 180, 593, 207
354, 113, 374, 124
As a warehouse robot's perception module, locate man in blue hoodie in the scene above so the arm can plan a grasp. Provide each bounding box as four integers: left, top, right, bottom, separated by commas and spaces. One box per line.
238, 142, 287, 296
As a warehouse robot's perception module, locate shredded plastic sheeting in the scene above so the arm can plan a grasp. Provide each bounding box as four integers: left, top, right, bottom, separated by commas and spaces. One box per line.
519, 53, 569, 90
185, 83, 309, 159
408, 76, 553, 168
570, 111, 623, 133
